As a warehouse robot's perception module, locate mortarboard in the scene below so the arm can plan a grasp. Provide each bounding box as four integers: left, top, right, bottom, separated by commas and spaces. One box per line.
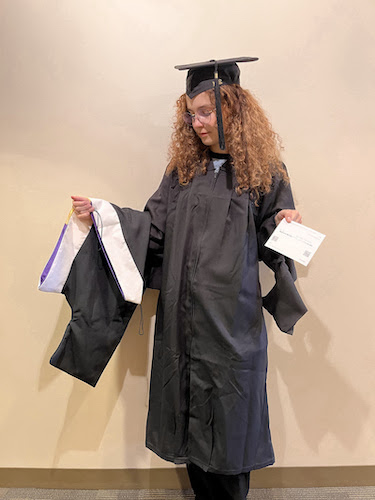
175, 57, 258, 150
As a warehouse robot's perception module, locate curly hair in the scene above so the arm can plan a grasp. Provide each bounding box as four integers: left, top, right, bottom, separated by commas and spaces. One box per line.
166, 84, 288, 202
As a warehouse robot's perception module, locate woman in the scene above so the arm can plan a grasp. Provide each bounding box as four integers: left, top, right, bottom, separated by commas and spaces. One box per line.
73, 58, 306, 500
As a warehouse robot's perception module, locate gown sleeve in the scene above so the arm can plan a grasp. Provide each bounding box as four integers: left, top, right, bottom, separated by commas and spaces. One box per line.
256, 169, 307, 334
144, 172, 174, 290
40, 201, 151, 386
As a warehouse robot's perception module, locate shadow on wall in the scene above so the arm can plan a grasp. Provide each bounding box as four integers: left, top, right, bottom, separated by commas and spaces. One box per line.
262, 263, 370, 462
38, 288, 159, 467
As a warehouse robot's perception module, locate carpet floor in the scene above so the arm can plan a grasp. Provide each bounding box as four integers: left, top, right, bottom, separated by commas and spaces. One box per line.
0, 487, 374, 499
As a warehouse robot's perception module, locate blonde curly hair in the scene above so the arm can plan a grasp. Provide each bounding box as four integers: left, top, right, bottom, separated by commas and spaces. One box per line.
166, 84, 288, 202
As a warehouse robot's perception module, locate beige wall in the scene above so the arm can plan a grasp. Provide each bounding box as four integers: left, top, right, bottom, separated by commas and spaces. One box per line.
1, 0, 374, 469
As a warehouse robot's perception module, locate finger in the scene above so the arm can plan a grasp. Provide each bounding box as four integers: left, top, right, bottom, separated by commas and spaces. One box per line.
73, 202, 93, 211
279, 210, 292, 223
284, 210, 298, 223
275, 209, 302, 225
291, 212, 302, 223
72, 199, 93, 214
77, 211, 92, 219
72, 198, 90, 207
71, 195, 90, 202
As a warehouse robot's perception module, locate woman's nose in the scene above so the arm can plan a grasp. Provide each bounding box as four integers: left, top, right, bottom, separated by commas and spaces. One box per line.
192, 116, 203, 129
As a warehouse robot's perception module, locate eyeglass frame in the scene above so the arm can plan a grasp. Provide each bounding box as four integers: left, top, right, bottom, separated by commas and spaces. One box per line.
183, 108, 216, 126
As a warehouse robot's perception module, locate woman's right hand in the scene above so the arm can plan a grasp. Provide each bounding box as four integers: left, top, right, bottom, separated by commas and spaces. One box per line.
71, 195, 94, 224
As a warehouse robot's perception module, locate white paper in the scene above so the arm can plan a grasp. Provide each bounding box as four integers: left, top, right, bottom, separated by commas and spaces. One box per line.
264, 219, 326, 266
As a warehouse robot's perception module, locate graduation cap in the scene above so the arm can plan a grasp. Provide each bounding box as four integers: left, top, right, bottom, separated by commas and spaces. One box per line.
175, 57, 258, 150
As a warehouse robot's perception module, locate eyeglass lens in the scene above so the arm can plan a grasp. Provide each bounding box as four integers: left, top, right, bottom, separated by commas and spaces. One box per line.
183, 110, 213, 126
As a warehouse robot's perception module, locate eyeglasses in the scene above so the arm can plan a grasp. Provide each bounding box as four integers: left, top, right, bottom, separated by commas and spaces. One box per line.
183, 109, 215, 126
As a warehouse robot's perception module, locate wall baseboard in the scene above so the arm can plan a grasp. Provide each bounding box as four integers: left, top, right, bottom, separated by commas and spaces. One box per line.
0, 466, 374, 489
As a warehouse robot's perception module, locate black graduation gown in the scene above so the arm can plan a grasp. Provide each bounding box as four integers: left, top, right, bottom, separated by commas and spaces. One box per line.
144, 160, 307, 474
40, 160, 306, 474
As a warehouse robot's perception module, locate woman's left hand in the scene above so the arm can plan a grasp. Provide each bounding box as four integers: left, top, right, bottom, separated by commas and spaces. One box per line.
275, 209, 302, 226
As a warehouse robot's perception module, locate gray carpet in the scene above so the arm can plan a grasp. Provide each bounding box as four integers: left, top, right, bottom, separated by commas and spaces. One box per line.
0, 487, 375, 499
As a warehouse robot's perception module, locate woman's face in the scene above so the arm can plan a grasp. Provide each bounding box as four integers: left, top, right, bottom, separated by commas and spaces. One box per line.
186, 91, 226, 154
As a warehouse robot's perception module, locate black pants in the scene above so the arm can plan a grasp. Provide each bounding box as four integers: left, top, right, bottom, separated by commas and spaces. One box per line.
187, 463, 250, 500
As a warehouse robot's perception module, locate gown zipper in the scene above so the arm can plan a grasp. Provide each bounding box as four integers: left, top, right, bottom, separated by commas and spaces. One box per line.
187, 167, 221, 455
